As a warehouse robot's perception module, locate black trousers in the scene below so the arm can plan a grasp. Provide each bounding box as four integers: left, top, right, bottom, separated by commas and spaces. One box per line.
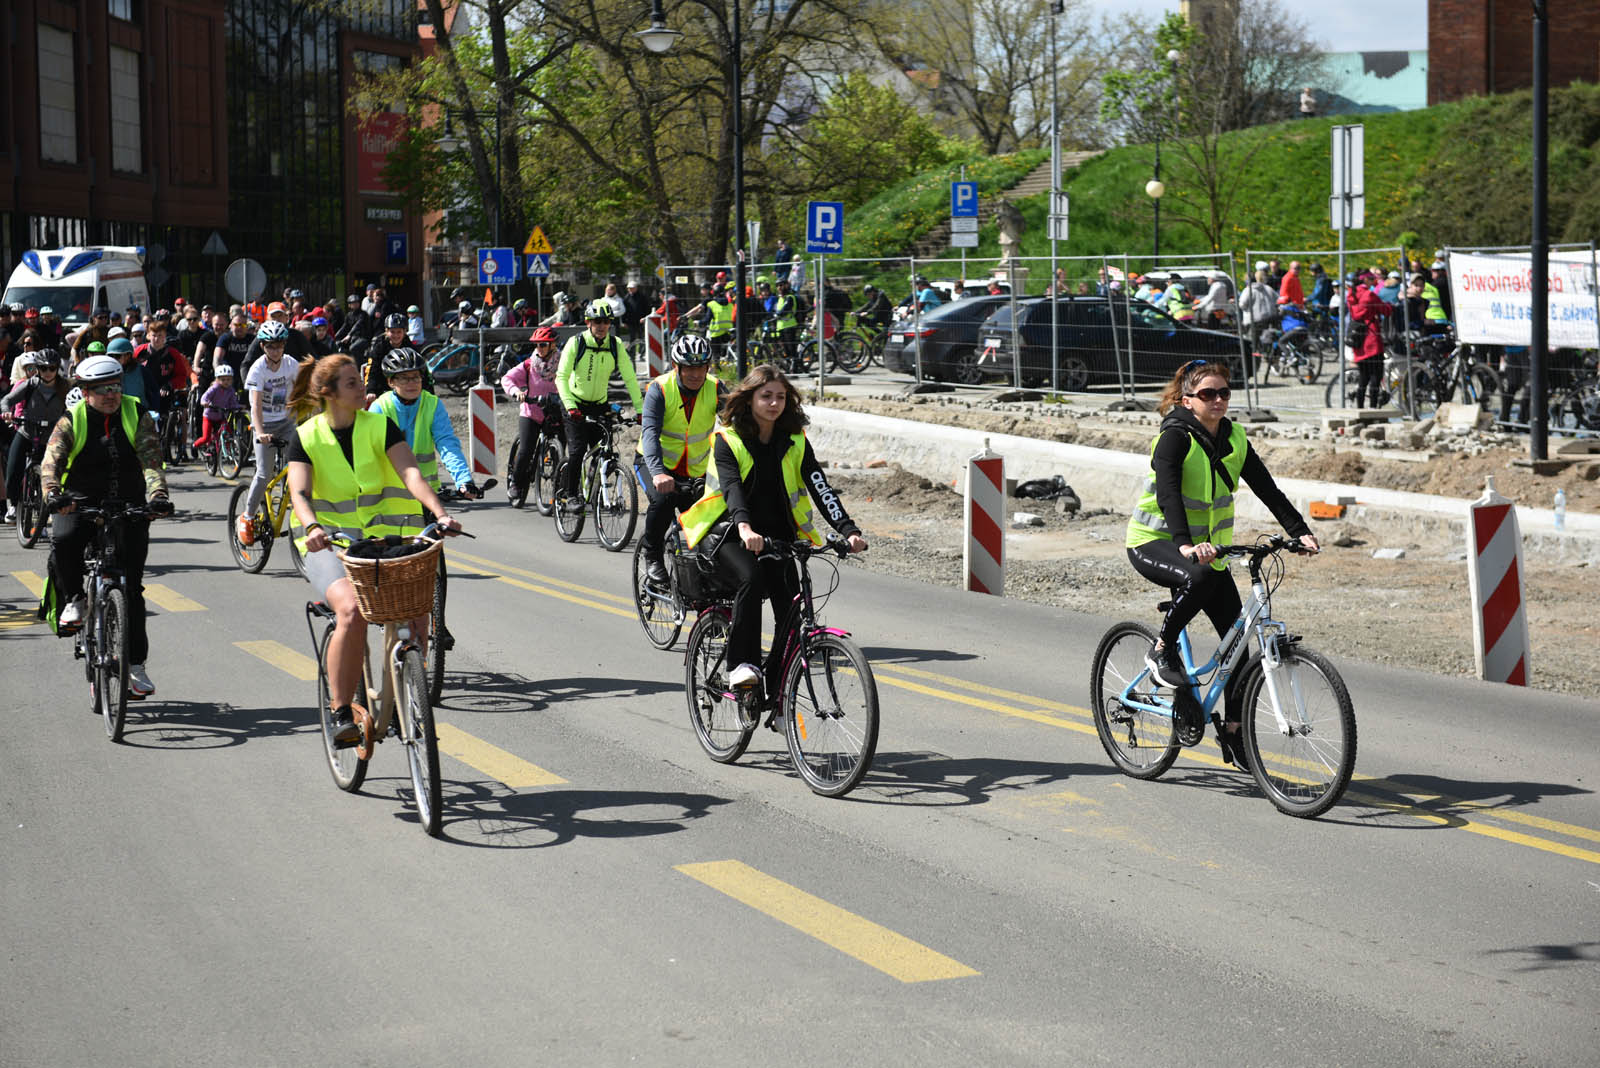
560, 401, 610, 497
715, 537, 800, 696
636, 461, 701, 560
51, 509, 150, 664
1355, 356, 1385, 408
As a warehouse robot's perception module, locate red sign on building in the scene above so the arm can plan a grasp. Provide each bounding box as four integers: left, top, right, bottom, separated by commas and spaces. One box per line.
357, 110, 406, 195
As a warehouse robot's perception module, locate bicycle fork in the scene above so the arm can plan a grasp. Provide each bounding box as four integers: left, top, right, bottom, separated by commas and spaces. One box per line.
1253, 622, 1307, 737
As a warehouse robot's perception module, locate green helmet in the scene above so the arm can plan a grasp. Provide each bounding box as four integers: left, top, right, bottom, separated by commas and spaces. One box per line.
584, 299, 616, 322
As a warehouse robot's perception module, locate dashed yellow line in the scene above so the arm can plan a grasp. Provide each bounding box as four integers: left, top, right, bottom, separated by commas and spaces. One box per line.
10, 570, 45, 597
435, 722, 567, 788
676, 860, 979, 983
0, 608, 39, 630
143, 583, 206, 612
450, 560, 635, 620
234, 640, 318, 681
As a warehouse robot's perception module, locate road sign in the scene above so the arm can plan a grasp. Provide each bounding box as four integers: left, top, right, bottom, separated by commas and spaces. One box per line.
951, 217, 978, 234
1049, 216, 1070, 242
386, 232, 408, 265
951, 181, 979, 218
806, 201, 843, 254
526, 253, 551, 277
201, 231, 228, 257
1331, 124, 1365, 230
523, 227, 553, 255
950, 232, 979, 249
223, 258, 267, 303
477, 247, 515, 286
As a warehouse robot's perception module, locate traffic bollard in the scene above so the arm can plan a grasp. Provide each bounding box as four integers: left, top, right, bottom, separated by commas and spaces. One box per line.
1467, 476, 1530, 685
964, 439, 1005, 595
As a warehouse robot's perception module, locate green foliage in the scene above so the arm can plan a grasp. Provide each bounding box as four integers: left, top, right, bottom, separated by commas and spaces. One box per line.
795, 74, 956, 211
841, 149, 1048, 258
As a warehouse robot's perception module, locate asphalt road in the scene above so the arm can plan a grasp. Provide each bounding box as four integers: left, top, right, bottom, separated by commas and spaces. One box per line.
3, 464, 1597, 1067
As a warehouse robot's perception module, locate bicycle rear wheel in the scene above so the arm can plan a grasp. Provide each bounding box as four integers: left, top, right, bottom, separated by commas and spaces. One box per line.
783, 634, 879, 797
532, 438, 562, 516
98, 588, 131, 742
399, 647, 444, 836
685, 610, 752, 762
633, 539, 683, 650
1461, 362, 1502, 406
226, 483, 273, 573
833, 331, 872, 374
1089, 621, 1179, 779
1324, 366, 1359, 409
16, 468, 43, 549
317, 622, 368, 791
593, 459, 638, 551
1239, 644, 1356, 818
218, 420, 246, 479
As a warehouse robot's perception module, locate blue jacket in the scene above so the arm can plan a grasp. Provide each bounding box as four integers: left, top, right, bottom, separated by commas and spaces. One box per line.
367, 392, 471, 489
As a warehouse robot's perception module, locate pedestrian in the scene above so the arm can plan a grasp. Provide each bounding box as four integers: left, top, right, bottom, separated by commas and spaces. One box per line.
1277, 261, 1304, 309
1347, 282, 1392, 408
773, 238, 793, 271
1239, 269, 1277, 377
1299, 86, 1316, 119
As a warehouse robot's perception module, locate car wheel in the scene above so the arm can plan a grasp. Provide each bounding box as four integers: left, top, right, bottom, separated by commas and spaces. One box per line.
1057, 356, 1090, 392
953, 349, 986, 386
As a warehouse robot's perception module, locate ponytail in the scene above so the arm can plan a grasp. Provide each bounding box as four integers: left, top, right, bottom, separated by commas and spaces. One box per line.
286, 353, 352, 414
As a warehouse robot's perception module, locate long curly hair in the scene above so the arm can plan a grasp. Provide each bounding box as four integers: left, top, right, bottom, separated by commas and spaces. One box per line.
1158, 359, 1231, 415
720, 362, 808, 441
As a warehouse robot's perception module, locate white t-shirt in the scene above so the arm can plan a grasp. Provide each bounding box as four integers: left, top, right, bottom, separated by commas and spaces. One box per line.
245, 355, 299, 427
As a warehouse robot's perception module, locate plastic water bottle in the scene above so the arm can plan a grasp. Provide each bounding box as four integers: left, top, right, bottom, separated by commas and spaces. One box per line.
1554, 488, 1567, 532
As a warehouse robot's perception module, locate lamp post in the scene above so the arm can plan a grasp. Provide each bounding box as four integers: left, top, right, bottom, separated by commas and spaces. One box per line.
435, 101, 503, 250
639, 0, 749, 378
1145, 49, 1181, 262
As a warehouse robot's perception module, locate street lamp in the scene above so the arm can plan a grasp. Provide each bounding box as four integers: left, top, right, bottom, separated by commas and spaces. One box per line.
1147, 48, 1180, 261
435, 105, 503, 250
637, 0, 749, 378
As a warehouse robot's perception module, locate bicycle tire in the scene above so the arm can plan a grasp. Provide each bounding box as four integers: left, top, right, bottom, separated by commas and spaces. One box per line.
1324, 366, 1359, 409
1462, 363, 1502, 406
204, 440, 221, 477
16, 467, 43, 549
632, 539, 682, 650
532, 439, 562, 516
553, 458, 588, 542
833, 331, 872, 374
399, 647, 444, 836
226, 482, 273, 573
1238, 644, 1356, 818
317, 622, 368, 791
427, 555, 447, 704
1089, 621, 1180, 779
684, 610, 752, 763
287, 515, 307, 579
593, 459, 638, 551
1406, 364, 1439, 419
504, 437, 525, 506
98, 587, 131, 743
218, 422, 245, 479
783, 633, 879, 797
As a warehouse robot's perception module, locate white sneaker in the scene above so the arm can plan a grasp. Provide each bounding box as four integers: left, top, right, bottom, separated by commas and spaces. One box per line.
729, 662, 761, 688
2, 504, 14, 523
128, 664, 155, 697
59, 596, 86, 628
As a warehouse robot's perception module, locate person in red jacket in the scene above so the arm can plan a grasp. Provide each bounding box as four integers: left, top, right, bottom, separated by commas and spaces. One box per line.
1277, 260, 1304, 309
1348, 282, 1393, 409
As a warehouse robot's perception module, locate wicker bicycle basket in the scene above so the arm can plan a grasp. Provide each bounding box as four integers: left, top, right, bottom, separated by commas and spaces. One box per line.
338, 539, 441, 624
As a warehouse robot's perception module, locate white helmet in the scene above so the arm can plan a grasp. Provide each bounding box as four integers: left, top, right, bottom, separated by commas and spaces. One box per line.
256, 320, 290, 343
74, 354, 125, 384
65, 386, 85, 407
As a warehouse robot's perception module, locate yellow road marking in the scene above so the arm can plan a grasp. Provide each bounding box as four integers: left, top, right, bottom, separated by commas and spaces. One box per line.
448, 548, 632, 605
451, 560, 634, 620
143, 583, 206, 612
234, 640, 318, 681
0, 608, 38, 630
1346, 789, 1600, 865
435, 722, 567, 788
11, 570, 45, 597
675, 860, 979, 983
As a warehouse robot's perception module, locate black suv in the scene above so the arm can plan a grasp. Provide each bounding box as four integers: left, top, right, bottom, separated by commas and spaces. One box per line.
881, 295, 1013, 382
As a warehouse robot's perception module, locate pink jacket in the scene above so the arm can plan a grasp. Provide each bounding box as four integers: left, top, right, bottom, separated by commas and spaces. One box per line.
502, 353, 560, 422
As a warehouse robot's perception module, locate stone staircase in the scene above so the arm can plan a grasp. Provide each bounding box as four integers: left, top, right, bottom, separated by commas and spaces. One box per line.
907, 152, 1100, 262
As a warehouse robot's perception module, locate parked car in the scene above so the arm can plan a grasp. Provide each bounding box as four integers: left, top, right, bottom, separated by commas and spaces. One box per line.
976, 296, 1245, 390
881, 294, 1013, 382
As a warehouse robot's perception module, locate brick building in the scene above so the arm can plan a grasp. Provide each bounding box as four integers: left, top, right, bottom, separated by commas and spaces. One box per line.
1429, 0, 1600, 105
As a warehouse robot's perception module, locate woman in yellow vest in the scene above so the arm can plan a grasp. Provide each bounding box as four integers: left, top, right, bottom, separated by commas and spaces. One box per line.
679, 363, 867, 700
286, 353, 461, 746
1124, 359, 1317, 767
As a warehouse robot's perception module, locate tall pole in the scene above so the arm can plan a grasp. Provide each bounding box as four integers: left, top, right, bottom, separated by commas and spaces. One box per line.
1049, 3, 1060, 393
1530, 0, 1549, 461
1153, 134, 1161, 260
732, 0, 748, 380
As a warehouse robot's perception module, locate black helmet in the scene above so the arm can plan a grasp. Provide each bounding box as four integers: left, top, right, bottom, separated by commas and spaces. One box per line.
381, 346, 425, 375
34, 348, 62, 370
384, 312, 407, 330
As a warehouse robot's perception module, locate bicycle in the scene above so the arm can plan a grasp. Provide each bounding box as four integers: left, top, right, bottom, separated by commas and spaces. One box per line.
425, 478, 494, 704
683, 537, 879, 798
831, 312, 888, 374
305, 524, 462, 838
503, 396, 565, 516
60, 500, 158, 743
1089, 535, 1356, 818
226, 437, 308, 578
553, 405, 639, 550
631, 477, 705, 650
1323, 349, 1428, 417
216, 409, 251, 479
13, 418, 53, 549
159, 389, 192, 465
1256, 308, 1323, 385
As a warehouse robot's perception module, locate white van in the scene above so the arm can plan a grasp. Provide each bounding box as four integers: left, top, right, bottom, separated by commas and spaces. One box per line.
2, 246, 151, 325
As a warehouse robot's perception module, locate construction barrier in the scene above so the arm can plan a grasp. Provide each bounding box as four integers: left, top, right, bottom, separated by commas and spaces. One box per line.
645, 312, 669, 379
1466, 476, 1530, 685
963, 440, 1004, 595
468, 384, 497, 483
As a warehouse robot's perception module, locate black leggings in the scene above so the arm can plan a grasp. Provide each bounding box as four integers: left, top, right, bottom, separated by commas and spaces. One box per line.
560, 401, 610, 496
636, 461, 701, 560
51, 510, 150, 664
1126, 540, 1241, 651
1355, 356, 1385, 408
715, 536, 800, 696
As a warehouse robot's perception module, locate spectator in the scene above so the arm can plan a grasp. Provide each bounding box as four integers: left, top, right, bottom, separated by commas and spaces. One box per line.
772, 238, 793, 271
950, 280, 967, 301
603, 282, 627, 322
623, 281, 653, 348
1299, 86, 1316, 119
1430, 259, 1454, 321
1377, 270, 1403, 307
406, 304, 426, 344
1277, 261, 1304, 308
1348, 282, 1393, 408
1307, 263, 1332, 311
1239, 268, 1277, 374
1266, 259, 1284, 291
986, 279, 1004, 296
913, 276, 942, 312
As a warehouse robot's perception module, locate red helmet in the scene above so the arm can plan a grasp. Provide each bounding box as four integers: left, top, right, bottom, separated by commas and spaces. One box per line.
528, 326, 556, 343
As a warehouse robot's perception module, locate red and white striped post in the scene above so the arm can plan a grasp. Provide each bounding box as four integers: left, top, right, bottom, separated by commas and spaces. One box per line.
467, 383, 497, 485
645, 312, 669, 380
963, 440, 1005, 595
1467, 476, 1530, 685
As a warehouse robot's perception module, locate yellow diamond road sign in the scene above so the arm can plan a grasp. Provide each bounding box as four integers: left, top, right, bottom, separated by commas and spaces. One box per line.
523, 226, 553, 255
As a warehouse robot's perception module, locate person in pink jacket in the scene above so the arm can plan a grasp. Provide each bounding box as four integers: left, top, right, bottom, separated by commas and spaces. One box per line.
501, 326, 564, 507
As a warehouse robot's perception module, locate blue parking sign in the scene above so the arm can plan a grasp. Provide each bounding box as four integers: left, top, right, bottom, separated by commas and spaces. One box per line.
806, 201, 843, 254
386, 232, 408, 265
477, 247, 515, 286
951, 181, 978, 217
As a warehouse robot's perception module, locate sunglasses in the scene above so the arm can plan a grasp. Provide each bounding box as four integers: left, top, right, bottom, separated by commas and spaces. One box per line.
88, 383, 123, 396
1185, 387, 1232, 403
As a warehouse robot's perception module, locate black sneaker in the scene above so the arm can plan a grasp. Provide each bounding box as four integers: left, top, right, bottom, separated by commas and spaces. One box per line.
330, 705, 361, 748
1144, 642, 1190, 688
560, 496, 584, 515
1219, 721, 1251, 772
645, 559, 671, 589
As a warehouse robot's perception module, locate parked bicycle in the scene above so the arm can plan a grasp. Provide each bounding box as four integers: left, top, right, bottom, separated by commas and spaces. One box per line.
683, 537, 879, 798
1256, 307, 1323, 385
1323, 350, 1427, 417
553, 405, 638, 549
226, 437, 307, 578
61, 500, 157, 743
1089, 536, 1356, 818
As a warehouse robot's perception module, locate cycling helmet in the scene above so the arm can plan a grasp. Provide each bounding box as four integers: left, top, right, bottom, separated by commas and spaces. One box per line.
384, 312, 407, 330
215, 365, 236, 378
670, 334, 712, 367
107, 338, 134, 356
512, 298, 528, 310
380, 346, 425, 375
584, 299, 616, 322
85, 341, 106, 354
40, 306, 55, 316
16, 353, 37, 370
528, 326, 557, 344
75, 354, 124, 384
346, 293, 362, 305
64, 387, 84, 407
458, 301, 473, 313
556, 292, 574, 305
257, 320, 290, 343
289, 289, 304, 300
407, 305, 421, 314
33, 349, 62, 370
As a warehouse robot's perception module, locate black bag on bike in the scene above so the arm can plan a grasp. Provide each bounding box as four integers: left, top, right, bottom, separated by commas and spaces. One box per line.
672, 520, 738, 605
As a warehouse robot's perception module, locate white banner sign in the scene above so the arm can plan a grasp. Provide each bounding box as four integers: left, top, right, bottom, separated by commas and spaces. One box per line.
1451, 251, 1600, 348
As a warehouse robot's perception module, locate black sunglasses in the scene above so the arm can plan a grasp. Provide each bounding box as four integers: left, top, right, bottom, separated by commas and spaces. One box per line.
1185, 387, 1232, 403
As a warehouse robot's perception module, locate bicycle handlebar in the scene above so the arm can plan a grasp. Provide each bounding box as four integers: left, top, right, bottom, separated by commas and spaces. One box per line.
755, 536, 854, 563
1217, 535, 1316, 560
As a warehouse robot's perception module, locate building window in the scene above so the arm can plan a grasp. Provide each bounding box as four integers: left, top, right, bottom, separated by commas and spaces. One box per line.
38, 26, 78, 164
109, 46, 143, 173
108, 0, 138, 22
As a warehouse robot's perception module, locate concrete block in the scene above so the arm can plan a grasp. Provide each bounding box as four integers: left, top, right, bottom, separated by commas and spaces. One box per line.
1372, 547, 1407, 560
1011, 512, 1045, 527
1556, 437, 1600, 455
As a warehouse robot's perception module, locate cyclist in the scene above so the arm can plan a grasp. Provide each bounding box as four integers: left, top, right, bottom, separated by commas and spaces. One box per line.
2, 349, 68, 522
555, 299, 644, 513
685, 282, 736, 359
768, 278, 800, 365
1124, 359, 1318, 767
134, 319, 192, 427
852, 284, 892, 333
192, 366, 242, 452
501, 326, 563, 507
285, 353, 460, 746
237, 320, 301, 545
40, 354, 174, 696
241, 303, 309, 380
67, 307, 113, 359
367, 347, 479, 500
636, 334, 726, 587
406, 304, 426, 344
679, 363, 866, 700
363, 312, 433, 401
333, 293, 372, 361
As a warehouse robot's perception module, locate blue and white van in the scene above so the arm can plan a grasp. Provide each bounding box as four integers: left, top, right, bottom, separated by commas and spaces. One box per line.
3, 246, 151, 325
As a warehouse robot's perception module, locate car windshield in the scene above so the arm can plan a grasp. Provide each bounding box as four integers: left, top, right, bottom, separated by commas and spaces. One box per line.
2, 286, 93, 323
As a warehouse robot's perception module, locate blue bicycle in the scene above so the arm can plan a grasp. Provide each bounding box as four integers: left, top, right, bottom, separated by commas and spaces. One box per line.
1089, 536, 1357, 818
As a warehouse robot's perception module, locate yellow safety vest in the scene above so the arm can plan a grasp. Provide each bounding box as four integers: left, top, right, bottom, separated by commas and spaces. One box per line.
635, 370, 719, 476
62, 396, 145, 486
294, 409, 423, 552
679, 427, 822, 549
375, 390, 440, 492
1167, 292, 1194, 320
708, 298, 735, 339
773, 293, 798, 331
1422, 282, 1448, 322
1125, 422, 1247, 572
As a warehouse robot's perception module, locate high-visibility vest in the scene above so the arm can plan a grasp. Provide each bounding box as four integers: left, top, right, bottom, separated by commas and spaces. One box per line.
1422, 282, 1448, 322
773, 293, 798, 331
1125, 422, 1248, 572
1167, 292, 1195, 321
708, 298, 735, 339
636, 370, 719, 476
374, 390, 440, 492
62, 396, 145, 486
679, 427, 822, 549
293, 409, 423, 553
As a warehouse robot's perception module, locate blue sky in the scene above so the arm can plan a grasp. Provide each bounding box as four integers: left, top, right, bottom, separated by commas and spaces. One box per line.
1086, 1, 1429, 53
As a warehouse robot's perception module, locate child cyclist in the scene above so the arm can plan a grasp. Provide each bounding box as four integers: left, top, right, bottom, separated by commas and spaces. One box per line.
367, 347, 481, 501
192, 366, 242, 451
501, 325, 563, 507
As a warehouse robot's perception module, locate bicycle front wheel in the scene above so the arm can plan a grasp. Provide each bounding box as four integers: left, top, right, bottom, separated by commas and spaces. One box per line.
633, 539, 682, 650
427, 556, 447, 704
227, 483, 273, 572
16, 469, 43, 549
553, 460, 587, 542
685, 610, 752, 763
98, 588, 131, 742
399, 647, 444, 836
1239, 644, 1356, 818
532, 438, 562, 516
218, 422, 246, 479
1324, 366, 1359, 409
317, 622, 368, 791
593, 460, 638, 551
783, 634, 879, 797
1089, 621, 1179, 779
833, 332, 872, 374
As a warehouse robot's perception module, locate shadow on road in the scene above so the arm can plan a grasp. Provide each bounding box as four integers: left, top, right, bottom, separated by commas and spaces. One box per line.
114, 700, 310, 749
1483, 941, 1600, 972
415, 781, 732, 847
860, 645, 979, 665
436, 669, 677, 715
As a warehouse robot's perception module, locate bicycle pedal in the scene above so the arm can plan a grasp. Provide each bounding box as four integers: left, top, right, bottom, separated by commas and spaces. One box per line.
353, 704, 376, 761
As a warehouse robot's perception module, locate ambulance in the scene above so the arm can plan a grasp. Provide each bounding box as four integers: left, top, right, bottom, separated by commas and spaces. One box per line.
2, 246, 151, 325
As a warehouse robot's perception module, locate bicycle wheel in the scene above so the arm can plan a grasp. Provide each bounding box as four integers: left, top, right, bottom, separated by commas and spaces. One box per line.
553, 459, 588, 542
1406, 364, 1440, 419
16, 468, 43, 549
1238, 643, 1356, 818
1461, 363, 1502, 406
1323, 366, 1359, 408
399, 647, 444, 837
783, 633, 879, 797
287, 514, 307, 579
1089, 621, 1179, 779
427, 556, 447, 704
98, 588, 131, 742
204, 440, 221, 477
317, 622, 368, 791
1290, 339, 1322, 384
593, 459, 638, 551
833, 331, 872, 375
226, 482, 273, 573
632, 539, 682, 650
532, 438, 562, 516
684, 610, 753, 763
504, 437, 524, 506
